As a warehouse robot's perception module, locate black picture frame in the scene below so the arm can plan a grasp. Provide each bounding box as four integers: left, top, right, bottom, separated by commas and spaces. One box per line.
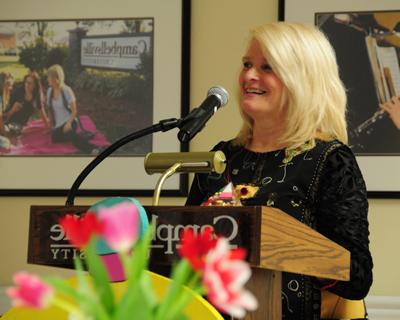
278, 0, 400, 198
0, 0, 190, 198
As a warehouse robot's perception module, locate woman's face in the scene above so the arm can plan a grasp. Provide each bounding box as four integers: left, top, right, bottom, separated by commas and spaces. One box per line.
24, 76, 36, 94
4, 79, 13, 92
239, 40, 286, 121
47, 74, 58, 88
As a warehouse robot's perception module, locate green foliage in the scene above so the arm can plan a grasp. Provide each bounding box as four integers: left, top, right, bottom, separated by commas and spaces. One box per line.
18, 38, 49, 74
44, 227, 199, 320
75, 70, 126, 98
85, 238, 115, 315
46, 47, 69, 69
136, 52, 153, 83
18, 36, 69, 78
74, 67, 152, 103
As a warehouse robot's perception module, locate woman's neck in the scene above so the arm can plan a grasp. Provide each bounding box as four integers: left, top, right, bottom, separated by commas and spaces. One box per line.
52, 85, 62, 97
25, 90, 33, 101
246, 121, 287, 152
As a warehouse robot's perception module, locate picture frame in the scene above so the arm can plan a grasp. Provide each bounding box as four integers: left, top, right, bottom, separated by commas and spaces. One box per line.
0, 0, 190, 197
279, 0, 400, 198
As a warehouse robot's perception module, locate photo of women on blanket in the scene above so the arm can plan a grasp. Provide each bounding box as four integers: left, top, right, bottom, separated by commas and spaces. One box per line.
0, 18, 154, 156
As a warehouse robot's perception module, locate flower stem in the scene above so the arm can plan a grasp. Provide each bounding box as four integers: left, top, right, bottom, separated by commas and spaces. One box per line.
164, 272, 204, 320
120, 251, 131, 279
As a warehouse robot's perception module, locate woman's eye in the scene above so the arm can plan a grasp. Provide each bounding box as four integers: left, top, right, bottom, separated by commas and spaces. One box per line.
243, 61, 252, 69
261, 64, 272, 72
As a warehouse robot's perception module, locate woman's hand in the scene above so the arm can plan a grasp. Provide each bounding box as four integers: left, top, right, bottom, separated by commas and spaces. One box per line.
4, 102, 22, 121
44, 118, 51, 130
381, 96, 400, 129
63, 121, 73, 133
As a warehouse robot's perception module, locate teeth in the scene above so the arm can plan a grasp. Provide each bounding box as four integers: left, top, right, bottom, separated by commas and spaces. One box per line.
246, 88, 265, 94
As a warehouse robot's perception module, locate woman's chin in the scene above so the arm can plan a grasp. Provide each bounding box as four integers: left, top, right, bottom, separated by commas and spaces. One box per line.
241, 104, 271, 117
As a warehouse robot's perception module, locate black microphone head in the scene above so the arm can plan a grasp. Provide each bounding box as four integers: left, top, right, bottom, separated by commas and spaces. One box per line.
208, 86, 229, 107
177, 86, 229, 143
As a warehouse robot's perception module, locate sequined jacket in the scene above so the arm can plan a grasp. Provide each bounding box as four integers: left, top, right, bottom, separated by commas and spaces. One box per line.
186, 139, 373, 319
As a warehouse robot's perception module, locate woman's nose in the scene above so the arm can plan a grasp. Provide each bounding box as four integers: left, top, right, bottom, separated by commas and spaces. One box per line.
243, 67, 259, 81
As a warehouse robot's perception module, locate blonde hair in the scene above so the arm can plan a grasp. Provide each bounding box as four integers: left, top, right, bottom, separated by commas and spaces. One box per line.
0, 72, 13, 91
47, 64, 65, 86
235, 22, 348, 148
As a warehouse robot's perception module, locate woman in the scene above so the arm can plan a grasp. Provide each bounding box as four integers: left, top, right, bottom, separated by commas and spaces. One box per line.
0, 71, 48, 136
0, 72, 14, 112
0, 72, 14, 146
186, 22, 373, 319
47, 64, 97, 154
381, 95, 400, 129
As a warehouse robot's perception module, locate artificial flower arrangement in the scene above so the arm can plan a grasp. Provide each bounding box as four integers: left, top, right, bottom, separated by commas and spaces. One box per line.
7, 199, 258, 319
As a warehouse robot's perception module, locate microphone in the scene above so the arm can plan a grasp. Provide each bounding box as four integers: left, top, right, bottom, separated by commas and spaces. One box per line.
178, 86, 229, 142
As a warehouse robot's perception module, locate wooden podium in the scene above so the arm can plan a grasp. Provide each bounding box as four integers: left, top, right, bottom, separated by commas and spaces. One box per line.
28, 205, 350, 320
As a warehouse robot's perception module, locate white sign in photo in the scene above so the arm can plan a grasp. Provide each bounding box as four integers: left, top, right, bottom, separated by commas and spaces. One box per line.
81, 36, 151, 70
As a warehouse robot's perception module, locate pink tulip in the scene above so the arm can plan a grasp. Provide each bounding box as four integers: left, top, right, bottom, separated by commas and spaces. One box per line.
202, 238, 258, 318
98, 202, 140, 252
6, 272, 53, 309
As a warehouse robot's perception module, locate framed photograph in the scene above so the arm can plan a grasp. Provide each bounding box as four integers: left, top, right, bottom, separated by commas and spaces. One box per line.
279, 0, 400, 197
0, 0, 190, 197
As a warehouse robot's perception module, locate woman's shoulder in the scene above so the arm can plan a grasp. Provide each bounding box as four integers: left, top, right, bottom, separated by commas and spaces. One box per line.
315, 138, 343, 150
314, 139, 356, 160
9, 85, 24, 102
61, 85, 76, 100
61, 84, 73, 94
308, 139, 366, 207
11, 85, 24, 96
314, 139, 364, 185
312, 139, 353, 160
301, 139, 360, 180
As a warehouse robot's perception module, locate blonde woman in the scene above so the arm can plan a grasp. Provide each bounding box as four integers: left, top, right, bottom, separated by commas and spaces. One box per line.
0, 72, 14, 146
0, 72, 13, 139
186, 23, 372, 319
0, 72, 14, 112
47, 64, 97, 154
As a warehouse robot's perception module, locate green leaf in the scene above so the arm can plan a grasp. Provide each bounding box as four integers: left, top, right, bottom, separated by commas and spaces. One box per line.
126, 226, 154, 285
165, 286, 202, 320
139, 271, 157, 308
163, 272, 205, 320
45, 277, 84, 303
174, 314, 189, 320
74, 258, 92, 296
45, 276, 99, 318
85, 237, 115, 315
73, 258, 106, 317
154, 260, 194, 320
113, 281, 153, 320
113, 227, 156, 319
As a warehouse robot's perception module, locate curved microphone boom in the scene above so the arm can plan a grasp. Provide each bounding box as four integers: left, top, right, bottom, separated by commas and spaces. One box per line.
178, 86, 229, 143
65, 86, 228, 205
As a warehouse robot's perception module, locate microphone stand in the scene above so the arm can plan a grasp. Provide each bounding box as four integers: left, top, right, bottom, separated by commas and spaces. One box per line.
65, 118, 182, 206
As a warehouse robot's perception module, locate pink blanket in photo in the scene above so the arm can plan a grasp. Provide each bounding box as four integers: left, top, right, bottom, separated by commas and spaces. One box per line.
1, 115, 110, 155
